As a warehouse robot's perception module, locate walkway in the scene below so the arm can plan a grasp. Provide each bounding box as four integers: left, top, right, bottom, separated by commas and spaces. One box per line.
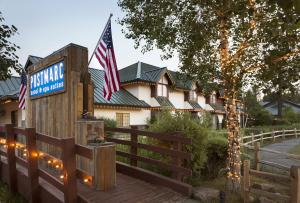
261, 138, 300, 168
78, 173, 190, 203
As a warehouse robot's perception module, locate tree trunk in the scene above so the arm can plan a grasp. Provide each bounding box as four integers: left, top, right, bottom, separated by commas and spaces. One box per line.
218, 2, 242, 192
277, 91, 283, 117
225, 95, 241, 192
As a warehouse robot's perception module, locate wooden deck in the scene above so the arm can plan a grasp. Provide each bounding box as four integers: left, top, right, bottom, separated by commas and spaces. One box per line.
78, 173, 189, 203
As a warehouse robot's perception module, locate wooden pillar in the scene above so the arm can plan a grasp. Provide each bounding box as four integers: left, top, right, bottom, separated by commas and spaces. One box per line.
260, 131, 263, 144
61, 138, 77, 203
251, 133, 254, 146
254, 142, 261, 171
172, 133, 183, 181
26, 128, 40, 203
130, 126, 138, 167
272, 130, 275, 142
291, 166, 300, 203
243, 160, 250, 203
92, 143, 116, 191
5, 124, 17, 193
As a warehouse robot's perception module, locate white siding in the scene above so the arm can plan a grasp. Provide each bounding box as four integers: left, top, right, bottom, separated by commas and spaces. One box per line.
124, 85, 151, 104
94, 108, 151, 125
197, 95, 206, 108
169, 90, 185, 109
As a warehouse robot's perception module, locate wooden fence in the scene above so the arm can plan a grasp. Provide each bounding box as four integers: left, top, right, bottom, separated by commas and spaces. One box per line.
105, 126, 193, 196
242, 128, 300, 146
242, 160, 300, 203
242, 129, 300, 170
0, 124, 93, 203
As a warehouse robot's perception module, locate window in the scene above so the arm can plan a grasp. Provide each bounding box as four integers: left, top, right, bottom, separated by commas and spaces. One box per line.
189, 90, 197, 101
157, 84, 168, 97
11, 111, 18, 127
210, 94, 216, 104
116, 113, 130, 127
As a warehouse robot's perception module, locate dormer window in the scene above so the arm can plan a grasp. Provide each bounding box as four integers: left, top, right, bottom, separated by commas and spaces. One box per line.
157, 75, 169, 97
210, 94, 216, 104
157, 83, 168, 97
189, 90, 197, 101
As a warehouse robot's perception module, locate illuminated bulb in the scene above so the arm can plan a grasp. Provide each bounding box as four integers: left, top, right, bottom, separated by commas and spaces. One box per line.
83, 178, 89, 183
3, 145, 7, 148
60, 175, 64, 179
23, 149, 27, 152
32, 152, 38, 157
23, 153, 27, 157
10, 143, 15, 147
39, 152, 44, 156
55, 164, 60, 169
47, 160, 52, 164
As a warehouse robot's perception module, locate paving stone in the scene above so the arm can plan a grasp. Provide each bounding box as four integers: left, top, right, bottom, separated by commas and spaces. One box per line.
192, 187, 220, 202
259, 196, 276, 203
252, 183, 276, 193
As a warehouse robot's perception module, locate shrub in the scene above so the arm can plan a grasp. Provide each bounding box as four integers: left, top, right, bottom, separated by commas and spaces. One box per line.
283, 107, 300, 124
202, 133, 228, 179
148, 111, 208, 180
97, 117, 117, 137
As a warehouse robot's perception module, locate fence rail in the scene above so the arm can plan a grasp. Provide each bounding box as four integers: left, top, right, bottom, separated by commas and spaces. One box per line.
242, 160, 300, 203
242, 128, 300, 171
104, 126, 193, 196
0, 124, 93, 203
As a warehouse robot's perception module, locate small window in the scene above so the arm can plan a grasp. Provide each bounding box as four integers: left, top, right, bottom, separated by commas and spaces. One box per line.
210, 94, 216, 104
189, 90, 197, 101
116, 113, 130, 127
157, 84, 168, 97
11, 111, 18, 127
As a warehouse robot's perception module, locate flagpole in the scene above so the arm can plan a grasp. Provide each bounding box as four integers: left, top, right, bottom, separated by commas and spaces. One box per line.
88, 13, 113, 67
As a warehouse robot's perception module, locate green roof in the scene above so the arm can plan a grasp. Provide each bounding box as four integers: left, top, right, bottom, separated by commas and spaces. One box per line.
119, 62, 189, 89
0, 76, 21, 101
89, 68, 150, 108
155, 96, 174, 108
210, 103, 225, 112
188, 101, 202, 110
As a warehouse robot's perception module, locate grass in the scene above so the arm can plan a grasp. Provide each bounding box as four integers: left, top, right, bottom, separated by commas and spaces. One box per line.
0, 181, 27, 203
200, 176, 242, 203
288, 143, 300, 155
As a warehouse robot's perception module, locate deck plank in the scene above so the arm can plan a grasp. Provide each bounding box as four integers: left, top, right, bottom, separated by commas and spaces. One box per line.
78, 173, 188, 203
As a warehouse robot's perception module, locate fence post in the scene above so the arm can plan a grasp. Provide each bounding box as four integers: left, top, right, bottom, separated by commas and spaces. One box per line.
172, 133, 183, 181
26, 128, 39, 203
295, 128, 298, 139
5, 124, 17, 193
272, 130, 275, 142
251, 133, 254, 146
290, 166, 300, 203
283, 129, 285, 139
260, 131, 263, 144
254, 142, 261, 171
243, 160, 250, 203
130, 126, 138, 167
61, 138, 77, 203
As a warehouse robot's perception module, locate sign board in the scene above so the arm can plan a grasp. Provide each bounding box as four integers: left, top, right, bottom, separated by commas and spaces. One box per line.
30, 60, 65, 98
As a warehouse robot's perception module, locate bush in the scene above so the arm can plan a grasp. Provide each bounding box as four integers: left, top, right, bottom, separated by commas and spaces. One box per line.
202, 133, 228, 179
283, 107, 300, 124
148, 111, 208, 181
98, 117, 117, 137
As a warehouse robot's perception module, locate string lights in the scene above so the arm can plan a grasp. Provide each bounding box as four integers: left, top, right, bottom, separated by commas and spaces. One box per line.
0, 138, 92, 185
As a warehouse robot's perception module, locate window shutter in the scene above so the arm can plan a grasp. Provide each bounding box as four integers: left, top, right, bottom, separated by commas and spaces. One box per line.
151, 85, 157, 97
184, 91, 189, 101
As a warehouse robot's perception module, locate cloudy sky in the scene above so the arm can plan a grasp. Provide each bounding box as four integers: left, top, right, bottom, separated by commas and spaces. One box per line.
1, 0, 179, 73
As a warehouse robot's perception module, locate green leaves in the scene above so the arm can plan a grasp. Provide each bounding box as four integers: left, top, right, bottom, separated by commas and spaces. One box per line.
0, 12, 21, 80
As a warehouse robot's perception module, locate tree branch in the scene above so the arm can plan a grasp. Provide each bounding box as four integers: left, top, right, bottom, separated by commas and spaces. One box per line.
272, 49, 300, 63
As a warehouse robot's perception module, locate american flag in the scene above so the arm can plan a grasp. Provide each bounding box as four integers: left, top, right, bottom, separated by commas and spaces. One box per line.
94, 18, 121, 101
18, 71, 27, 109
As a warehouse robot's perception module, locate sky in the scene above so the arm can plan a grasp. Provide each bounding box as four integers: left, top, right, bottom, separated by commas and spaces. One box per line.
1, 0, 179, 74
